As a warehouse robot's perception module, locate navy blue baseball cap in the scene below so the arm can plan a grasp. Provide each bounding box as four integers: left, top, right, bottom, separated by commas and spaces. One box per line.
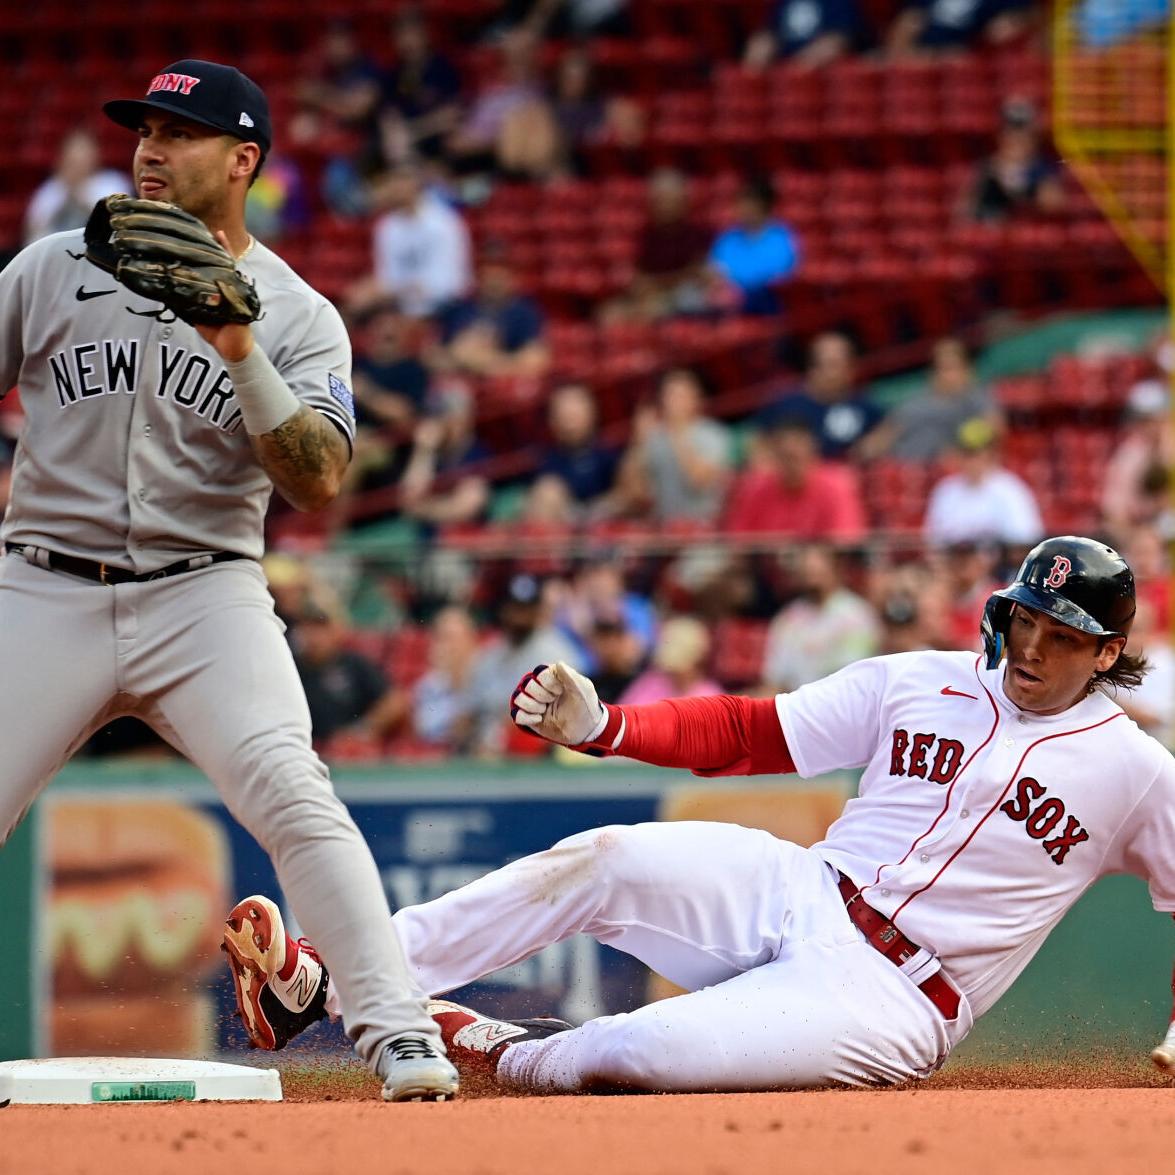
103, 59, 272, 158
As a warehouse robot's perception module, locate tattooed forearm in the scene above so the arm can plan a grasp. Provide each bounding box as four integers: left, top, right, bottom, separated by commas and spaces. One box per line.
250, 405, 349, 511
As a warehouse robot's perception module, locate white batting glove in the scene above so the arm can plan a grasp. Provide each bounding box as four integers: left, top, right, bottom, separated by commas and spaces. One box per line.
510, 661, 609, 747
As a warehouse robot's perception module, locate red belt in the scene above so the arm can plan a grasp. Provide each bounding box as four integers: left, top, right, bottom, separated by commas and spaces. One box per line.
837, 872, 961, 1021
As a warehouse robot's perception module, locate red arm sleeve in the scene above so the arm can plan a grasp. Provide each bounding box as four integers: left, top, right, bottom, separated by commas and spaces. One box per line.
591, 694, 796, 777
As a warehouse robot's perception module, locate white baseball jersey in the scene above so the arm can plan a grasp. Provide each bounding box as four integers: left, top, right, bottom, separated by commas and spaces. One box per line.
0, 228, 357, 569
780, 649, 1175, 1017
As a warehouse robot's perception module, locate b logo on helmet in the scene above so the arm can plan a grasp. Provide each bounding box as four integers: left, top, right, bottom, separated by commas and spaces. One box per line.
1044, 555, 1072, 588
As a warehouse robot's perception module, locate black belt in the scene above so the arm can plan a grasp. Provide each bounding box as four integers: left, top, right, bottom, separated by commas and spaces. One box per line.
5, 543, 247, 585
837, 872, 961, 1021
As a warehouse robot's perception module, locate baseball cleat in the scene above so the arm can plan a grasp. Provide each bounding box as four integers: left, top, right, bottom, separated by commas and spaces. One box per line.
221, 894, 329, 1051
1152, 1023, 1175, 1074
380, 1035, 461, 1102
428, 998, 573, 1075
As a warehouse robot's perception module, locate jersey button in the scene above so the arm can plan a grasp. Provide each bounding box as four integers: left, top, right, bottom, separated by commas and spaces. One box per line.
138, 489, 146, 501
161, 326, 173, 339
880, 888, 891, 897
143, 424, 152, 435
919, 853, 930, 863
961, 808, 971, 818
1004, 737, 1014, 747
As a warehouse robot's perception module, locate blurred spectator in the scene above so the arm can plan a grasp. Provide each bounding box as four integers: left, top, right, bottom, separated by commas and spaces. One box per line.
293, 599, 402, 746
520, 475, 577, 526
923, 418, 1044, 547
708, 176, 799, 315
551, 49, 608, 175
930, 539, 1001, 652
617, 168, 711, 321
1101, 379, 1173, 539
379, 9, 463, 166
399, 383, 491, 529
346, 304, 432, 496
447, 29, 560, 180
762, 543, 880, 691
618, 615, 722, 705
871, 562, 954, 653
964, 99, 1065, 222
1079, 0, 1167, 48
615, 368, 733, 523
886, 0, 1035, 55
291, 20, 385, 214
24, 129, 130, 244
82, 716, 173, 759
437, 245, 550, 377
860, 337, 999, 461
412, 606, 480, 751
1124, 522, 1171, 633
468, 573, 580, 754
1117, 599, 1175, 749
245, 153, 311, 243
762, 332, 884, 460
555, 557, 658, 669
292, 20, 383, 139
723, 417, 867, 541
353, 303, 432, 436
364, 162, 472, 319
589, 613, 648, 703
261, 553, 316, 629
535, 382, 619, 509
502, 0, 632, 38
743, 0, 863, 69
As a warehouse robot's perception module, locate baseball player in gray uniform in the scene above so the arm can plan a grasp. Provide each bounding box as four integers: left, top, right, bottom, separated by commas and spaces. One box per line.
0, 59, 458, 1102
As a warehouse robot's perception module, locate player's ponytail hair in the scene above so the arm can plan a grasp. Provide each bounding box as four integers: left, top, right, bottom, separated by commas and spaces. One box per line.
1091, 645, 1150, 694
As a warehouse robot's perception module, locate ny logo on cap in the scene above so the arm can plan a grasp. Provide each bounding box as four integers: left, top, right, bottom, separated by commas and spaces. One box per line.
239, 112, 254, 127
147, 72, 201, 96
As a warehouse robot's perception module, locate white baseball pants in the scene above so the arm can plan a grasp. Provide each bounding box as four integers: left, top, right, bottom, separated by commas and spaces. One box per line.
392, 821, 974, 1092
0, 552, 442, 1072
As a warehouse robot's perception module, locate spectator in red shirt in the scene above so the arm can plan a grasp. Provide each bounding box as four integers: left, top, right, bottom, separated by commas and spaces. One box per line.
626, 169, 712, 321
723, 417, 866, 541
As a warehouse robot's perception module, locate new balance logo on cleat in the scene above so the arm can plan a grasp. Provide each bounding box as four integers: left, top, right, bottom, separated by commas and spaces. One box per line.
452, 1019, 530, 1052
221, 894, 330, 1050
428, 999, 572, 1077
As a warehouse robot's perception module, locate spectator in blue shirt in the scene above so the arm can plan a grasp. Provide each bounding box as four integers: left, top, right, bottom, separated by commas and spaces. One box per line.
536, 382, 620, 508
760, 331, 884, 460
438, 245, 551, 378
1079, 0, 1167, 49
709, 177, 799, 316
744, 0, 864, 69
887, 0, 1035, 54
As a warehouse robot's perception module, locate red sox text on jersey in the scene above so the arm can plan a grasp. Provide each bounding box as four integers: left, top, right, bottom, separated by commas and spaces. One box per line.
888, 727, 1089, 865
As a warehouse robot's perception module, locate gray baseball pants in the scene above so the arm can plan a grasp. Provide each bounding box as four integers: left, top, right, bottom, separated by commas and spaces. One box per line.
0, 551, 442, 1071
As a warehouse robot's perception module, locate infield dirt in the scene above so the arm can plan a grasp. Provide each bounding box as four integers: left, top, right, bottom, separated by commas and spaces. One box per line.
2, 1060, 1173, 1175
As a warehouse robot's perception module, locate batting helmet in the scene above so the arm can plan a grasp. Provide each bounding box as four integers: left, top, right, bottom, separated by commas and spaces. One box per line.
981, 536, 1136, 669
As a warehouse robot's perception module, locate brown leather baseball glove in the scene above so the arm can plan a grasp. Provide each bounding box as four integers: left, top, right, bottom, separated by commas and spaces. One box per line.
83, 194, 261, 326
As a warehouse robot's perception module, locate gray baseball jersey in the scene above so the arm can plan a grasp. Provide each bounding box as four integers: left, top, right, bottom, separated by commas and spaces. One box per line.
0, 229, 357, 568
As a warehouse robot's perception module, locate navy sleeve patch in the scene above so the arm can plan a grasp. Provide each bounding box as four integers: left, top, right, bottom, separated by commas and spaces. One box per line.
328, 373, 355, 418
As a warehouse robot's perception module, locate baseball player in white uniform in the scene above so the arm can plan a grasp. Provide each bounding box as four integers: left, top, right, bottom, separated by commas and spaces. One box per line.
224, 536, 1175, 1092
0, 59, 457, 1101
